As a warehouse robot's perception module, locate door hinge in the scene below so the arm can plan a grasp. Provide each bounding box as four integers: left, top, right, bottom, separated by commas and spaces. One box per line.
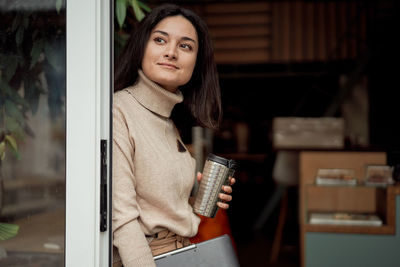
100, 139, 108, 232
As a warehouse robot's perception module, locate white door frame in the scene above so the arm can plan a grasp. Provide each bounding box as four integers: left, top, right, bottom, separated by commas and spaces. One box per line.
66, 0, 112, 266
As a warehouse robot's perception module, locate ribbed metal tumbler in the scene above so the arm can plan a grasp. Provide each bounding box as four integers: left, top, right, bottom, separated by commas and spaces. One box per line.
193, 154, 237, 218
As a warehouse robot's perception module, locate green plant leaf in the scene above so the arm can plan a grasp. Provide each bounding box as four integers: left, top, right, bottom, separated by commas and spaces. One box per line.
4, 134, 20, 160
30, 39, 44, 69
130, 0, 145, 21
0, 223, 19, 241
5, 99, 24, 125
9, 145, 21, 159
0, 55, 18, 82
6, 116, 25, 141
16, 26, 24, 46
24, 82, 41, 114
0, 141, 5, 161
0, 77, 12, 95
8, 89, 30, 111
56, 0, 63, 13
0, 78, 28, 110
17, 49, 25, 65
116, 0, 127, 29
11, 14, 21, 32
44, 41, 63, 74
5, 134, 18, 152
138, 0, 151, 12
4, 116, 20, 133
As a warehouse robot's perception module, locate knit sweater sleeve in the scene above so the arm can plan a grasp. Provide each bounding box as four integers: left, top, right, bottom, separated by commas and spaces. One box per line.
112, 102, 156, 267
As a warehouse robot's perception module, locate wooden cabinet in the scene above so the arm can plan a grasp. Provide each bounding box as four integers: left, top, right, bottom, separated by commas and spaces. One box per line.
299, 151, 400, 267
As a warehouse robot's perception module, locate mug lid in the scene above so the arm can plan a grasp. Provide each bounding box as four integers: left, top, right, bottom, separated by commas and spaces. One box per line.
207, 153, 238, 170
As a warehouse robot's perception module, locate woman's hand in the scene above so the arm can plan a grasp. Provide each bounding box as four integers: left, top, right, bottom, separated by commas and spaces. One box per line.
196, 172, 236, 210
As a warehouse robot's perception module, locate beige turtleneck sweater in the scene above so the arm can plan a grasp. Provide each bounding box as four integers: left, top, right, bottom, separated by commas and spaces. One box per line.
112, 70, 201, 267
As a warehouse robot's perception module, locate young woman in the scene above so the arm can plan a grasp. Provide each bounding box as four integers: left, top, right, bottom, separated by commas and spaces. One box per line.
113, 4, 235, 267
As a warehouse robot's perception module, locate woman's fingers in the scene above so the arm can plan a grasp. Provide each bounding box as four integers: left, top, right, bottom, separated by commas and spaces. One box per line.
215, 177, 236, 210
222, 185, 233, 194
220, 177, 235, 194
197, 172, 202, 182
217, 201, 229, 209
219, 193, 232, 202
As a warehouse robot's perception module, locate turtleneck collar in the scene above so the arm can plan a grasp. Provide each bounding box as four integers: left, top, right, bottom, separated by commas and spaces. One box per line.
127, 70, 184, 118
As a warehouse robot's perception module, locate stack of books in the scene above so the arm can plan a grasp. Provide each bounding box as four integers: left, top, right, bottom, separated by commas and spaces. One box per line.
315, 168, 357, 186
309, 212, 382, 226
365, 165, 395, 187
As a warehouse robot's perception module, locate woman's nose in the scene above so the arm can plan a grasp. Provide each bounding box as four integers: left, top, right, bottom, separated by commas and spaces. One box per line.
164, 44, 177, 60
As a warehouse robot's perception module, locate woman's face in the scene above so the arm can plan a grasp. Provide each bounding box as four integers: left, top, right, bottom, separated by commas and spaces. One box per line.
142, 15, 198, 92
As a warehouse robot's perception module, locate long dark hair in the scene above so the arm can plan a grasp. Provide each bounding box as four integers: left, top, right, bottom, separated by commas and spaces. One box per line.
114, 4, 221, 129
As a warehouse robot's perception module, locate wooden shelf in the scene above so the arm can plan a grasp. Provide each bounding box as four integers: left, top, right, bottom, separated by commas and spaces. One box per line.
305, 184, 386, 216
299, 151, 392, 267
304, 224, 395, 235
304, 184, 400, 235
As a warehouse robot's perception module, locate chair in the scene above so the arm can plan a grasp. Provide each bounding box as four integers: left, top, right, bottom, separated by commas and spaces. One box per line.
253, 150, 299, 262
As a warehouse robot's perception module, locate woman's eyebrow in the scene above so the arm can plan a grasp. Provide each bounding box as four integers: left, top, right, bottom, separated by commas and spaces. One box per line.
153, 30, 168, 36
181, 36, 196, 44
153, 30, 196, 44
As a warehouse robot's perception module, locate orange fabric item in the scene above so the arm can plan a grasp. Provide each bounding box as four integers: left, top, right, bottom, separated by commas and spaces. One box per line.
190, 209, 236, 252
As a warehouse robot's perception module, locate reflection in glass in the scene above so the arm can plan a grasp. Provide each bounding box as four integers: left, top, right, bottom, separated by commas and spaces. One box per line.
0, 1, 65, 266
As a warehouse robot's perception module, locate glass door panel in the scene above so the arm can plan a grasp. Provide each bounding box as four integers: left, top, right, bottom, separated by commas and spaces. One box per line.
0, 0, 66, 266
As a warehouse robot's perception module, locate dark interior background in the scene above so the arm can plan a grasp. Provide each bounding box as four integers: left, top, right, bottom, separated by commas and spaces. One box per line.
118, 1, 400, 266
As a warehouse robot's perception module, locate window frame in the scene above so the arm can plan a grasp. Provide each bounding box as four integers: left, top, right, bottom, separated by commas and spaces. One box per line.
66, 0, 112, 266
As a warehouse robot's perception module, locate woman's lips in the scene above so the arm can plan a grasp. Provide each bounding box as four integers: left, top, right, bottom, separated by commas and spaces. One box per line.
158, 63, 179, 69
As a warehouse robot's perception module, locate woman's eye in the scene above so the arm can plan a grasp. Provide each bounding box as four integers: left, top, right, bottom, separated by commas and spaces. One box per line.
154, 37, 165, 44
180, 43, 192, 50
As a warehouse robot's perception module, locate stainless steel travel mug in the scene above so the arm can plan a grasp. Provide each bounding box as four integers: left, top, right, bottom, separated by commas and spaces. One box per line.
193, 154, 237, 218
